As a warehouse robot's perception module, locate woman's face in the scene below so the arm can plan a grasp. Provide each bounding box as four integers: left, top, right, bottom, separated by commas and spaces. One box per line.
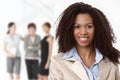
73, 13, 94, 47
43, 26, 50, 34
28, 27, 36, 36
10, 24, 16, 33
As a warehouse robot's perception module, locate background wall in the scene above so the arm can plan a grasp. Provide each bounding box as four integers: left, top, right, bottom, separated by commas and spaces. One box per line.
0, 0, 54, 79
0, 0, 119, 80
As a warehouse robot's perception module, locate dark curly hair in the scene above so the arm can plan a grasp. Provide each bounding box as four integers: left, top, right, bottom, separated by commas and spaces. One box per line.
56, 2, 120, 63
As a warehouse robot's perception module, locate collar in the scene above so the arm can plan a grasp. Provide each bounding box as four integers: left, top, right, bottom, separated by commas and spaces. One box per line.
62, 47, 103, 64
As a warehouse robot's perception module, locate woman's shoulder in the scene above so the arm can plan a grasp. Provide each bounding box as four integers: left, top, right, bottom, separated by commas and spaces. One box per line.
102, 57, 119, 68
14, 33, 22, 38
50, 53, 65, 69
4, 34, 9, 42
35, 34, 41, 40
4, 34, 9, 38
15, 33, 21, 36
51, 53, 65, 62
35, 34, 40, 38
46, 35, 54, 39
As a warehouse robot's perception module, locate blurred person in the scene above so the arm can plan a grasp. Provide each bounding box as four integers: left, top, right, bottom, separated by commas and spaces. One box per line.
4, 22, 24, 80
24, 23, 40, 80
49, 2, 120, 80
39, 22, 53, 80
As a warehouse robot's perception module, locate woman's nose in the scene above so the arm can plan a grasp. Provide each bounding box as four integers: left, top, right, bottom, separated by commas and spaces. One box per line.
79, 27, 88, 35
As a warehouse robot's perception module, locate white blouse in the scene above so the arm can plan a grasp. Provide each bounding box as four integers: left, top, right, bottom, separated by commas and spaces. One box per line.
4, 33, 21, 57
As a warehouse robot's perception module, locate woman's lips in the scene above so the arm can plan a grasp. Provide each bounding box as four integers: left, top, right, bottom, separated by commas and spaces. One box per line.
79, 37, 88, 43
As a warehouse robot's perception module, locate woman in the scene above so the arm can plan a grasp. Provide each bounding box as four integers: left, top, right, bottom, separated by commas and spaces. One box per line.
50, 2, 120, 80
4, 22, 23, 80
24, 23, 40, 80
39, 22, 53, 80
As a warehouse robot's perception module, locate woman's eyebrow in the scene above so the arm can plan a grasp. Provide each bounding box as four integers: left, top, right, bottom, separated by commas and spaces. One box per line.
74, 23, 93, 25
87, 23, 93, 25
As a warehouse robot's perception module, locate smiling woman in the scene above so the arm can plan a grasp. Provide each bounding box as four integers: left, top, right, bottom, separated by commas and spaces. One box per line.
73, 13, 94, 48
49, 2, 120, 80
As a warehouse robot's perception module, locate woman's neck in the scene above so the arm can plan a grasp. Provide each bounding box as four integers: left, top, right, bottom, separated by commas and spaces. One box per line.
30, 33, 35, 37
76, 45, 95, 59
9, 32, 14, 36
46, 32, 50, 36
76, 45, 96, 68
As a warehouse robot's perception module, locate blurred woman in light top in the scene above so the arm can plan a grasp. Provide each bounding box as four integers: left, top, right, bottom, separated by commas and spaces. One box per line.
4, 22, 24, 80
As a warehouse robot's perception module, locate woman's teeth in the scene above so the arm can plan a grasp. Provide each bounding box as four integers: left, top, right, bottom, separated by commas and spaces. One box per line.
80, 38, 87, 40
79, 37, 88, 42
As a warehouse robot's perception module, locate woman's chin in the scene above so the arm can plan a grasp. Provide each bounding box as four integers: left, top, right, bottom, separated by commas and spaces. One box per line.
77, 42, 90, 47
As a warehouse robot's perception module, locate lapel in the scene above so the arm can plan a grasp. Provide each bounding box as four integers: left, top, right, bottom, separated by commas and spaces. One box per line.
66, 57, 89, 80
33, 35, 37, 44
28, 35, 37, 45
65, 57, 112, 80
97, 57, 112, 80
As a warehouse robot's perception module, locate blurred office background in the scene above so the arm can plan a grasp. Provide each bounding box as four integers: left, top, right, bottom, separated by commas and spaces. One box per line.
0, 0, 120, 80
0, 0, 54, 80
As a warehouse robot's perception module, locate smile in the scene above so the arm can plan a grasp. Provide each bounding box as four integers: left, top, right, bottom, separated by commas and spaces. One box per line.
79, 37, 88, 43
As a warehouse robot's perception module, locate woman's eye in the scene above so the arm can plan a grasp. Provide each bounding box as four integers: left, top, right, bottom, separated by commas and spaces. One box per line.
87, 25, 93, 29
